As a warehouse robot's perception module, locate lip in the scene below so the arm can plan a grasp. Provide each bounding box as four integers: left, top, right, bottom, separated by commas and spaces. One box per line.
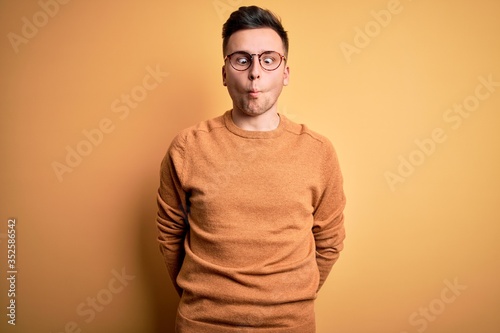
247, 90, 261, 98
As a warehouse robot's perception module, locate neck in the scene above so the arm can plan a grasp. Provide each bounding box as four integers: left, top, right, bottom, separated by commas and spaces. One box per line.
231, 108, 280, 131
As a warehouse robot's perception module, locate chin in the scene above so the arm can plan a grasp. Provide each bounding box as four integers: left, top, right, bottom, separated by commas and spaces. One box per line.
238, 102, 274, 117
241, 108, 269, 117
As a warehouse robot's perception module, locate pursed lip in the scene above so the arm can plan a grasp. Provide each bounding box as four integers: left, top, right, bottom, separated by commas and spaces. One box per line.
247, 89, 261, 98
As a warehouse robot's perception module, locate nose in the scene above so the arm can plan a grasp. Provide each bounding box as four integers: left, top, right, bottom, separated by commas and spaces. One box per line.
248, 55, 261, 81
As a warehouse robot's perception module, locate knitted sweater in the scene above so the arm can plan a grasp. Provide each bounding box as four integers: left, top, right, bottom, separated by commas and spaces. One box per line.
156, 110, 346, 333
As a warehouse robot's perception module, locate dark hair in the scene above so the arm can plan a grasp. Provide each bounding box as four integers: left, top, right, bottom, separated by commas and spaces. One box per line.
222, 6, 289, 57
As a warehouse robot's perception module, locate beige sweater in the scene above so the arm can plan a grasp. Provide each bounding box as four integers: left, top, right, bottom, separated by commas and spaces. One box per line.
157, 110, 346, 332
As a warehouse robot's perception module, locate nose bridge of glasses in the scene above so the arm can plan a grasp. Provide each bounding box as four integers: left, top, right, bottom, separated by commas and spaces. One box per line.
241, 53, 261, 72
251, 53, 263, 68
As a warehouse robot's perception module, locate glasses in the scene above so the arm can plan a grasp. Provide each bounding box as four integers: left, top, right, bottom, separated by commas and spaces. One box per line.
225, 51, 286, 71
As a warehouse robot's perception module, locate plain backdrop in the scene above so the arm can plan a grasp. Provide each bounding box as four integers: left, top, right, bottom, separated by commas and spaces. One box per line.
1, 0, 499, 332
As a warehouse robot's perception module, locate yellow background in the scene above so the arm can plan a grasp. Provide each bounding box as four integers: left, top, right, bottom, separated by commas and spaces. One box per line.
1, 0, 499, 332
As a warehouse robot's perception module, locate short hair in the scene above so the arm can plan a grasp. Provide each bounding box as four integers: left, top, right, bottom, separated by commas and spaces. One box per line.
222, 6, 289, 57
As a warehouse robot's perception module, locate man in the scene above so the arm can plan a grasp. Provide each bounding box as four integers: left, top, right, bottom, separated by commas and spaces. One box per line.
156, 6, 346, 332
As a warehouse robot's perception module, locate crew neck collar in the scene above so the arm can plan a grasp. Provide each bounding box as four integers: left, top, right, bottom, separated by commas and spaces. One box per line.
224, 110, 286, 139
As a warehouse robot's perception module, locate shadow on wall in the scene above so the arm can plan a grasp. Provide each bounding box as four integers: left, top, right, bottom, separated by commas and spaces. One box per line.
138, 184, 179, 332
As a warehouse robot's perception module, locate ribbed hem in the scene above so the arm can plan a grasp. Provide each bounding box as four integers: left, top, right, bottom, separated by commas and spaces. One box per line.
175, 308, 316, 333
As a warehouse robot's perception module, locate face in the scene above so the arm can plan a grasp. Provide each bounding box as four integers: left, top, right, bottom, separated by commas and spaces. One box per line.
222, 28, 290, 117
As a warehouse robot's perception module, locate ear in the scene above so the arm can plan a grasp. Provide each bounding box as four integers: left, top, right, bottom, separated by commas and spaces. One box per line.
222, 65, 227, 86
283, 65, 290, 86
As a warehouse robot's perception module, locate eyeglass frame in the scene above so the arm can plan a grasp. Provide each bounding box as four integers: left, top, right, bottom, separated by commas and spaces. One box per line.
224, 51, 287, 72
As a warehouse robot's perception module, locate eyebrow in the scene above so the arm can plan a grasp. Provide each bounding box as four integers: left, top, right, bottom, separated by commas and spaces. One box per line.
230, 50, 277, 54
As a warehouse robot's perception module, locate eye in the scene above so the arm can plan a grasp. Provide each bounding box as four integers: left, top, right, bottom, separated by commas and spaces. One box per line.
236, 58, 248, 65
235, 55, 250, 66
262, 56, 276, 65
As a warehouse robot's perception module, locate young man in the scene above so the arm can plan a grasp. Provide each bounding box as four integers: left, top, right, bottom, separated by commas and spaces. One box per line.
156, 6, 346, 332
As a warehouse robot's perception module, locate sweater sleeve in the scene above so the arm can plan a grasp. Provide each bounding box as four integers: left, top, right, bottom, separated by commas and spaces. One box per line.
312, 140, 346, 291
156, 134, 189, 297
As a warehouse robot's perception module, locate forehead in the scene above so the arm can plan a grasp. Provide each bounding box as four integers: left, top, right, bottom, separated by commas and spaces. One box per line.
226, 28, 284, 54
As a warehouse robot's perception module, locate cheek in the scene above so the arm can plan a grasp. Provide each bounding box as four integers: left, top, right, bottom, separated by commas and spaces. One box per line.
270, 74, 286, 90
226, 73, 246, 90
225, 81, 242, 100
